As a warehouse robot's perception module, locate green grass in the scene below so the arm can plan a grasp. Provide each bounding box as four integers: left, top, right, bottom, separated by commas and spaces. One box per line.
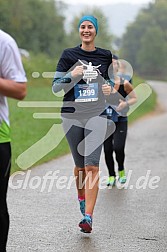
9, 83, 70, 174
128, 76, 156, 124
8, 54, 157, 174
9, 53, 70, 174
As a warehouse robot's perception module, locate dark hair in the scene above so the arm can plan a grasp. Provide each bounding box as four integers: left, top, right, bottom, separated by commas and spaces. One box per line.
112, 54, 119, 60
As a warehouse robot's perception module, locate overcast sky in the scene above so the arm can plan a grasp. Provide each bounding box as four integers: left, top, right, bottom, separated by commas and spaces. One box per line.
62, 0, 154, 5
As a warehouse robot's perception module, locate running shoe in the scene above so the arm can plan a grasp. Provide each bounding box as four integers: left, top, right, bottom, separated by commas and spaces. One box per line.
79, 214, 92, 233
79, 199, 85, 216
118, 170, 126, 184
107, 176, 116, 186
80, 228, 91, 233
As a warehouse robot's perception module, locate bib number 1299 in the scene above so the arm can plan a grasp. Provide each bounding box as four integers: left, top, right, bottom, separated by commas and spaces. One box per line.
78, 89, 95, 97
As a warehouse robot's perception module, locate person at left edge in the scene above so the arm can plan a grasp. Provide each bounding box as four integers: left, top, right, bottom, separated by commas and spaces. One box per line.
0, 29, 27, 252
52, 15, 113, 233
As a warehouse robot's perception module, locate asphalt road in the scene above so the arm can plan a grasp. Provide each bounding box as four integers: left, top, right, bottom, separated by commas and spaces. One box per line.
7, 81, 167, 252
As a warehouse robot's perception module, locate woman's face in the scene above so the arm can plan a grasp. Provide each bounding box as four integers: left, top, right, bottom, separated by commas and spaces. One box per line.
79, 21, 96, 44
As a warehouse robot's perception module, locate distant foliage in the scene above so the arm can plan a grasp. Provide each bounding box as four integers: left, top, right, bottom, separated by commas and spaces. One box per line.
0, 0, 67, 58
120, 0, 167, 78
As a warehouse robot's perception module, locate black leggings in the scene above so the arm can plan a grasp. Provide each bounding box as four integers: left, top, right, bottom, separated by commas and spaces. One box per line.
104, 121, 127, 177
0, 142, 11, 252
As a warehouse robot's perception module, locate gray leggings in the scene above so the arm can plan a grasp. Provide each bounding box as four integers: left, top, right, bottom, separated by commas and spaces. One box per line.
62, 116, 107, 168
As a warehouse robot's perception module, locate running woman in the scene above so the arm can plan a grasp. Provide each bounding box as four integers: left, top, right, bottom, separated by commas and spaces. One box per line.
104, 55, 137, 187
52, 15, 113, 233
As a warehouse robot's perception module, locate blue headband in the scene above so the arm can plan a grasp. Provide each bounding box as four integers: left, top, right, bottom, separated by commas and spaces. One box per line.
78, 15, 98, 34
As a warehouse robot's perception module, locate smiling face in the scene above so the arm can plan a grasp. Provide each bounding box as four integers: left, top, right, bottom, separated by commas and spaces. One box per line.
79, 21, 96, 45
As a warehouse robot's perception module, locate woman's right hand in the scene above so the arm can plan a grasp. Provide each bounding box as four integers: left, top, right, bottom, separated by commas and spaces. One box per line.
71, 65, 84, 78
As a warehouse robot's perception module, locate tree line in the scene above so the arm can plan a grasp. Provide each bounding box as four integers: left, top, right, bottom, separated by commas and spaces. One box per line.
0, 0, 67, 58
0, 0, 166, 79
120, 0, 167, 78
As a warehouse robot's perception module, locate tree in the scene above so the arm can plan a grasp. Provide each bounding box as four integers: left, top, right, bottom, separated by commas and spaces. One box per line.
120, 0, 167, 78
0, 0, 67, 58
137, 26, 167, 76
120, 9, 154, 71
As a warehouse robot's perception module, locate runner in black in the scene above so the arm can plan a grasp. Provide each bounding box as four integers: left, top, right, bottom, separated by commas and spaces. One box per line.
104, 55, 137, 187
52, 15, 113, 233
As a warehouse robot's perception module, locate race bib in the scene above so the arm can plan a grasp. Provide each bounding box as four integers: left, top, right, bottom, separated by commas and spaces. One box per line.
74, 83, 98, 102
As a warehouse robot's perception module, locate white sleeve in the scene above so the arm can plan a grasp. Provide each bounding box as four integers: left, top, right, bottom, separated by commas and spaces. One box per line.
1, 39, 27, 83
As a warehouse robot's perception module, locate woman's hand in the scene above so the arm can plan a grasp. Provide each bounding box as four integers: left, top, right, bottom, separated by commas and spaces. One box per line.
102, 84, 112, 96
116, 99, 128, 112
71, 65, 84, 78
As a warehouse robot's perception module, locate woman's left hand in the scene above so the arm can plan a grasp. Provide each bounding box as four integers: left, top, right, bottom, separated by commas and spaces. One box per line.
102, 84, 112, 96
